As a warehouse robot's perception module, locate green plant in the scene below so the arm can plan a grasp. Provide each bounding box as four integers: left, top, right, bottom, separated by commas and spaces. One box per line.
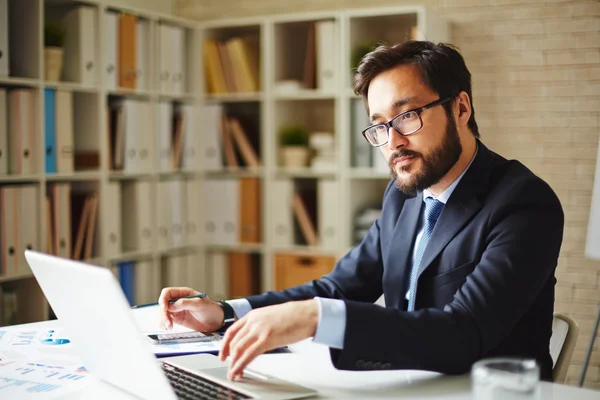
279, 124, 309, 147
45, 22, 66, 47
350, 41, 379, 71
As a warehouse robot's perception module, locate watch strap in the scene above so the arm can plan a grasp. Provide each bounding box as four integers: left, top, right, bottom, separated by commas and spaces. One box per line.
216, 301, 235, 333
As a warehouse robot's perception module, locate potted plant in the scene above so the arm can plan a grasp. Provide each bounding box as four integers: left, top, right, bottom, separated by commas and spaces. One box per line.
44, 22, 66, 81
351, 41, 378, 72
278, 124, 310, 168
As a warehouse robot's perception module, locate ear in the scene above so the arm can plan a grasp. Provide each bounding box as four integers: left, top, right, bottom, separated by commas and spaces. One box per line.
455, 91, 472, 128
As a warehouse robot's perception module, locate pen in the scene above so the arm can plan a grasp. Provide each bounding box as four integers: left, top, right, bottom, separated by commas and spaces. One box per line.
131, 293, 207, 309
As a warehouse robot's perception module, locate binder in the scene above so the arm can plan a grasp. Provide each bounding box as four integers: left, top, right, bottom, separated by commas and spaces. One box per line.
8, 89, 36, 175
317, 180, 339, 249
118, 261, 136, 306
156, 181, 171, 251
157, 102, 173, 172
158, 24, 172, 93
181, 104, 201, 172
119, 13, 137, 89
206, 252, 228, 300
228, 252, 257, 298
121, 181, 153, 252
17, 185, 39, 275
201, 104, 224, 171
123, 99, 143, 173
162, 255, 188, 288
270, 180, 294, 248
136, 18, 149, 91
169, 179, 186, 248
137, 101, 153, 172
0, 0, 8, 77
170, 26, 185, 95
202, 180, 218, 246
62, 6, 98, 84
73, 92, 100, 170
44, 89, 57, 173
104, 11, 118, 90
222, 179, 239, 246
185, 179, 202, 246
0, 89, 7, 174
52, 183, 72, 259
351, 99, 372, 168
103, 182, 122, 258
0, 186, 19, 277
134, 259, 159, 305
239, 178, 260, 243
315, 20, 336, 92
56, 90, 74, 173
186, 253, 207, 292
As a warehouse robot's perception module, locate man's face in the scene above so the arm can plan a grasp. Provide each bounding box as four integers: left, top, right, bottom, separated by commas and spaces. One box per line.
366, 64, 462, 195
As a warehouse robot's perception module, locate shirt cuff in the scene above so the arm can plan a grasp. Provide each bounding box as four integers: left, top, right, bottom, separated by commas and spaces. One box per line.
313, 297, 346, 349
225, 298, 252, 320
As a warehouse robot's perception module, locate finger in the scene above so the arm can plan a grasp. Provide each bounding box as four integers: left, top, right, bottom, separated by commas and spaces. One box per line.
167, 297, 203, 313
159, 287, 199, 329
219, 318, 245, 361
228, 339, 265, 381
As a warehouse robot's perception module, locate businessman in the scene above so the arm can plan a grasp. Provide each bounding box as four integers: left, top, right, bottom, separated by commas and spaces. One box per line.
158, 40, 564, 382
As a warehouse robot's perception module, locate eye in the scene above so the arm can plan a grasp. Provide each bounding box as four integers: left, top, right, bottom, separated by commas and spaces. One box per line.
400, 111, 418, 121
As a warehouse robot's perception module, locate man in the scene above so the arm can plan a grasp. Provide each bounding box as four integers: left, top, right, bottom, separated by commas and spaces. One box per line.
158, 41, 564, 382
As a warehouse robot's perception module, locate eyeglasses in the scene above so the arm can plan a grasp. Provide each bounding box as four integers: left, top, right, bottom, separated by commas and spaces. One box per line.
361, 96, 455, 147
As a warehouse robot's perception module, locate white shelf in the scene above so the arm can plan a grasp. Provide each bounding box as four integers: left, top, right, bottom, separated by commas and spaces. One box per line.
0, 175, 42, 183
349, 169, 391, 180
273, 90, 336, 101
0, 76, 41, 87
46, 171, 102, 181
204, 243, 264, 253
275, 168, 337, 179
205, 168, 264, 179
203, 92, 264, 103
43, 81, 100, 93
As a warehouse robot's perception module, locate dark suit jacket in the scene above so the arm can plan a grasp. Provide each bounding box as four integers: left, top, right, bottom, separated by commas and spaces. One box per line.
247, 141, 564, 381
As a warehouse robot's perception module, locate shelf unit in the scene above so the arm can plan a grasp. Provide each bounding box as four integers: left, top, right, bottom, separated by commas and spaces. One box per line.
197, 7, 449, 298
0, 0, 448, 326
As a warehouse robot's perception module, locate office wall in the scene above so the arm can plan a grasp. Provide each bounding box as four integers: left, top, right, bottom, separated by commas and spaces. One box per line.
177, 0, 600, 389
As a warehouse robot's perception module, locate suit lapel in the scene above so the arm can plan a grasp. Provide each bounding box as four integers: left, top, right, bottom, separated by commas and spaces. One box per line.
416, 141, 493, 280
386, 191, 422, 308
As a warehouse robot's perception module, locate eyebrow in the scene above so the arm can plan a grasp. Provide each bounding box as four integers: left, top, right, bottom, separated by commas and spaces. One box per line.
370, 96, 420, 123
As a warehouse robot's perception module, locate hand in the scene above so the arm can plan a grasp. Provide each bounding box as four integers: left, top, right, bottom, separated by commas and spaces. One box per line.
158, 287, 224, 332
219, 300, 319, 380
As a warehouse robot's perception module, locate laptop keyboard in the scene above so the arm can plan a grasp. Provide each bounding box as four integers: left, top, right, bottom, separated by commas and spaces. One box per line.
161, 362, 251, 400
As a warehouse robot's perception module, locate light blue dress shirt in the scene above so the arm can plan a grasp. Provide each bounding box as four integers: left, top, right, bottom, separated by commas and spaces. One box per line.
227, 146, 478, 349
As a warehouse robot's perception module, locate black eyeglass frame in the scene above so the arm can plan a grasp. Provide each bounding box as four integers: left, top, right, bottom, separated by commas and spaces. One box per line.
361, 95, 456, 147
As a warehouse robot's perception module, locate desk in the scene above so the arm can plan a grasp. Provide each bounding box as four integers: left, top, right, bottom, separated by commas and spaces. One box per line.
6, 319, 600, 400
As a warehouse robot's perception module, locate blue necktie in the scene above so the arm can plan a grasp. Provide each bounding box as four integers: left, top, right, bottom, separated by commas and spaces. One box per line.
407, 197, 444, 311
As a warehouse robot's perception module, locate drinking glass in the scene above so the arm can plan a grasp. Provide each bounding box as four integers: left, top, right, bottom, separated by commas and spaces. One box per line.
471, 357, 540, 400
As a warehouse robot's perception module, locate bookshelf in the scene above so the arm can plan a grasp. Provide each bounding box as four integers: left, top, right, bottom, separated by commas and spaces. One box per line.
0, 0, 448, 326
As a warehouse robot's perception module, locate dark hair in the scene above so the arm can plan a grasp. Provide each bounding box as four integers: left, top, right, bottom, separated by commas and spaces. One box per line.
354, 41, 479, 138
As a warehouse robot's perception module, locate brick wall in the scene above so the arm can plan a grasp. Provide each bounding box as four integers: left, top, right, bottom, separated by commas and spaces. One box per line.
176, 0, 600, 389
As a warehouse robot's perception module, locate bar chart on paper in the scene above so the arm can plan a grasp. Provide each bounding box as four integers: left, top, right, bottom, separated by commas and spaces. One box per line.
0, 360, 96, 398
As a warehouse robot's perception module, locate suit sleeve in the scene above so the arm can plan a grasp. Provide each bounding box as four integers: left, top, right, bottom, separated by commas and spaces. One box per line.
246, 181, 396, 309
330, 179, 564, 375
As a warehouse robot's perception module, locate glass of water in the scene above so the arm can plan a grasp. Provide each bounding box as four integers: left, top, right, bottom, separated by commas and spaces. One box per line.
471, 358, 540, 400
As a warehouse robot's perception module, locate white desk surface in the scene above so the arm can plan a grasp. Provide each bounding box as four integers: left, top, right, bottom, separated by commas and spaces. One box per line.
5, 319, 600, 400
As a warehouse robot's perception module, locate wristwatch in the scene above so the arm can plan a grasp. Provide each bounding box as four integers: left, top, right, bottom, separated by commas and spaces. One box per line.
216, 301, 235, 333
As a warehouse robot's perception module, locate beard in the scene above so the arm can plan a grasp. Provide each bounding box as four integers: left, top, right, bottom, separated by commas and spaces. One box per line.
389, 113, 462, 196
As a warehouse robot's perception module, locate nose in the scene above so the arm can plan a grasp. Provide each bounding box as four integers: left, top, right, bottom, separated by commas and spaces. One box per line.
386, 125, 408, 151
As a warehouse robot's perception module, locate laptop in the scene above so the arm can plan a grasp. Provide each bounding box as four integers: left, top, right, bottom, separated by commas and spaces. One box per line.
24, 250, 317, 400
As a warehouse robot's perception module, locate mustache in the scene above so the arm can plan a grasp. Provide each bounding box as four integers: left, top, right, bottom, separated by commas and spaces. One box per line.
390, 149, 421, 160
